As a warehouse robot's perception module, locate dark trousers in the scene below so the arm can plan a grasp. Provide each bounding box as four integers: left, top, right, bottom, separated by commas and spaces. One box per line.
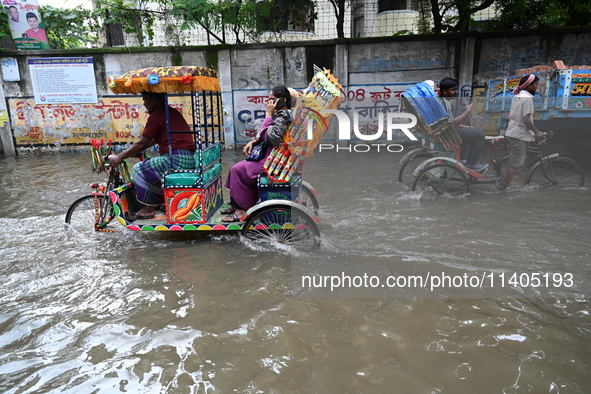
457, 127, 485, 165
230, 197, 245, 211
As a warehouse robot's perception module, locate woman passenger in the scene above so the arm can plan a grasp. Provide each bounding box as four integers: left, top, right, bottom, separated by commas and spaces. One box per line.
222, 85, 292, 222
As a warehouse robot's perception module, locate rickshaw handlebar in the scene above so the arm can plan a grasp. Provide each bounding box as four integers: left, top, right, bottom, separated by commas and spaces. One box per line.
536, 129, 553, 146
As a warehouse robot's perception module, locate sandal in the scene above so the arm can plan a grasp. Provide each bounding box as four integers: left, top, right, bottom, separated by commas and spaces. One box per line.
220, 206, 236, 215
221, 213, 242, 222
125, 211, 155, 222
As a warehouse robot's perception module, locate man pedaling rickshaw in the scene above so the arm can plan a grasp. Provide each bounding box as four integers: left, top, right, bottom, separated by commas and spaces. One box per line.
108, 92, 196, 221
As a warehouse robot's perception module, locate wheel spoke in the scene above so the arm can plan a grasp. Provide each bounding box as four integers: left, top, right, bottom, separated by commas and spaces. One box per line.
242, 205, 320, 249
65, 195, 99, 232
65, 194, 116, 232
299, 184, 319, 214
398, 152, 434, 186
413, 164, 468, 197
526, 158, 584, 189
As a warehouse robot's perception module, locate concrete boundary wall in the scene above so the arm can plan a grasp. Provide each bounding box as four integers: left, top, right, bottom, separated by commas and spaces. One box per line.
1, 28, 590, 156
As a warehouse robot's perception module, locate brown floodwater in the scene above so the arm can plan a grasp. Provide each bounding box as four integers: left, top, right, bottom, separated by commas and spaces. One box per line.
0, 147, 590, 393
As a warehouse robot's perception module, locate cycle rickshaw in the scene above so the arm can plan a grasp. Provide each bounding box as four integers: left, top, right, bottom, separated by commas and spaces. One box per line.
65, 65, 342, 249
398, 82, 584, 195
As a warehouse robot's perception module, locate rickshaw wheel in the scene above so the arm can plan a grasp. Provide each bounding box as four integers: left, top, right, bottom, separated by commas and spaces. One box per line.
65, 194, 114, 232
525, 157, 584, 189
412, 163, 469, 197
241, 204, 320, 249
398, 152, 434, 186
300, 183, 320, 215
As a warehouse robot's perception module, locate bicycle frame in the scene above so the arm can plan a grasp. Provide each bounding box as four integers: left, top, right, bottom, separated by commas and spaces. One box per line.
517, 137, 560, 185
91, 161, 128, 230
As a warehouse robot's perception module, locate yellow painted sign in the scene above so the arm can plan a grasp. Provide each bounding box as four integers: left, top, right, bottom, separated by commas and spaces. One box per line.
8, 96, 204, 146
472, 88, 501, 136
0, 110, 8, 127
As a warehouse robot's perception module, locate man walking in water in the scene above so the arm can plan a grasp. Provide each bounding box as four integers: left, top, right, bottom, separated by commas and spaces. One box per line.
494, 74, 546, 190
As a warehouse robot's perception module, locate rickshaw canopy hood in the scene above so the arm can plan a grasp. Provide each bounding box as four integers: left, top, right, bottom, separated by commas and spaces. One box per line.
107, 66, 220, 95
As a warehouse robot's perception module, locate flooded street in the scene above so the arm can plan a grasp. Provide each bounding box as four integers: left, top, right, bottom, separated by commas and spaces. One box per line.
1, 148, 590, 393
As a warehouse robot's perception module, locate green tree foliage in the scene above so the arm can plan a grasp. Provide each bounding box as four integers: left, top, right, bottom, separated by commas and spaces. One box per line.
0, 8, 10, 41
40, 6, 100, 49
258, 0, 316, 34
414, 0, 591, 35
1, 0, 589, 49
0, 0, 159, 49
484, 0, 591, 30
94, 0, 158, 46
169, 0, 316, 44
169, 0, 253, 44
414, 0, 433, 35
416, 0, 494, 34
550, 0, 591, 27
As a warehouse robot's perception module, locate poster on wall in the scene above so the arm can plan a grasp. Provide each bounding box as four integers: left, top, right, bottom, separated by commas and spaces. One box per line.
2, 0, 50, 50
1, 57, 20, 81
8, 96, 197, 146
28, 57, 98, 104
232, 89, 272, 143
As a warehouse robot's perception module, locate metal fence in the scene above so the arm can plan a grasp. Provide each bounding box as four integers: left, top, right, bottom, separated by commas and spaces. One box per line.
146, 0, 498, 47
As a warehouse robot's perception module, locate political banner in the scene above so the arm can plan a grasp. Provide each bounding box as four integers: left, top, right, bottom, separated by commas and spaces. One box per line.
2, 0, 50, 49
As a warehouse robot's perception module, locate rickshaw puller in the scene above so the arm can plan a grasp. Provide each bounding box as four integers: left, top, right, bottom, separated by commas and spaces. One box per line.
109, 92, 196, 221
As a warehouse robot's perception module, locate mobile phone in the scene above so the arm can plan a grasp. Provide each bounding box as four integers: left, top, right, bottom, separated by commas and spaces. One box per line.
274, 97, 286, 108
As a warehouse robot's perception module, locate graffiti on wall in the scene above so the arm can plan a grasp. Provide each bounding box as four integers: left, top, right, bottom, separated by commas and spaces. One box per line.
339, 83, 417, 139
9, 83, 496, 147
9, 96, 193, 146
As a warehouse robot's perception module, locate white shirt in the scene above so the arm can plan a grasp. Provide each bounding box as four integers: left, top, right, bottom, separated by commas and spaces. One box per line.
505, 90, 535, 142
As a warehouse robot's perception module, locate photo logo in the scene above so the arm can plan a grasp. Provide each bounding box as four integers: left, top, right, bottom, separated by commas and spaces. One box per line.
310, 109, 417, 153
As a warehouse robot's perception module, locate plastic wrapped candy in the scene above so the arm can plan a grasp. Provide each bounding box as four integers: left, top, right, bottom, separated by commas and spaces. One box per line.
107, 75, 116, 88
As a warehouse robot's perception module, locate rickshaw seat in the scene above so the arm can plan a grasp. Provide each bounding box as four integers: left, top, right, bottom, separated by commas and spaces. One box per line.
485, 135, 504, 141
195, 143, 222, 168
162, 142, 223, 188
163, 163, 222, 188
